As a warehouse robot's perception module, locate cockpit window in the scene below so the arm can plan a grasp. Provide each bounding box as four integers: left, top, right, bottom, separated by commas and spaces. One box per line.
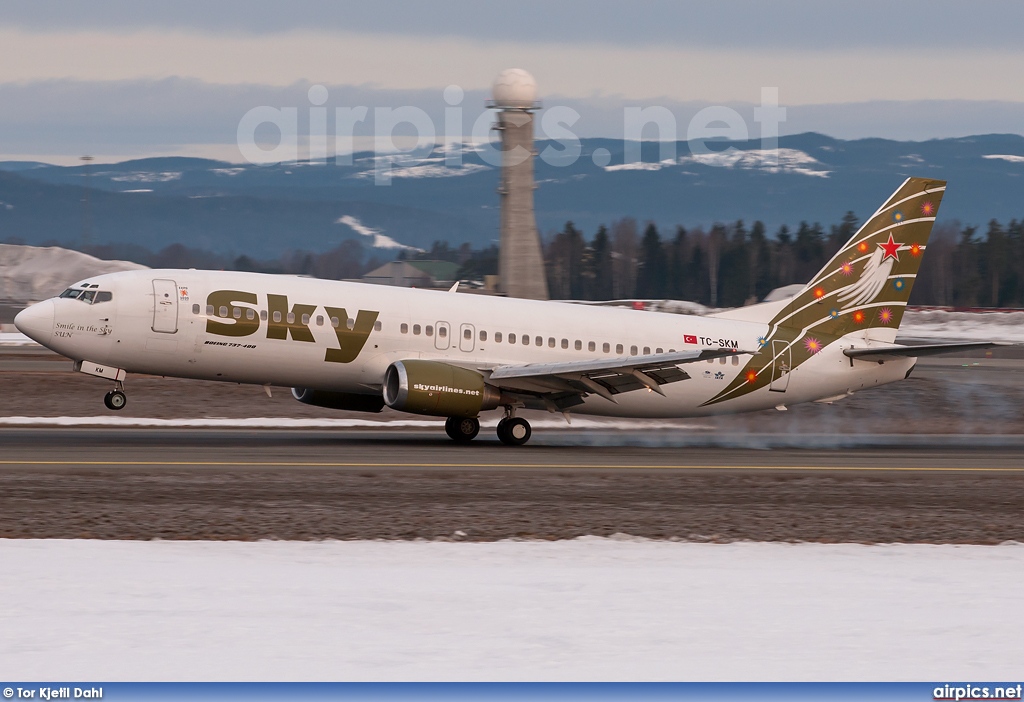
58, 288, 112, 303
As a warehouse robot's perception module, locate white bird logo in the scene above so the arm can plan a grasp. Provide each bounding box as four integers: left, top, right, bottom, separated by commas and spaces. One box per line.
837, 248, 893, 310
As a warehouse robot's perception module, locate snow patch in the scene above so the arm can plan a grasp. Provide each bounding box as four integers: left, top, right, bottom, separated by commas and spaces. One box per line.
0, 332, 37, 346
899, 309, 1024, 343
0, 416, 709, 431
109, 171, 182, 183
679, 148, 831, 177
335, 215, 418, 251
603, 159, 674, 172
210, 167, 246, 176
983, 154, 1024, 163
0, 539, 1020, 681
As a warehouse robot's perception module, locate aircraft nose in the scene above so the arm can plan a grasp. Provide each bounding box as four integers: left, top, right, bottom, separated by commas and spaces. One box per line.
14, 300, 55, 344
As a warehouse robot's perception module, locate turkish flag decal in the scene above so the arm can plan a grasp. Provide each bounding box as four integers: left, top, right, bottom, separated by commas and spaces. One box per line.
683, 334, 698, 345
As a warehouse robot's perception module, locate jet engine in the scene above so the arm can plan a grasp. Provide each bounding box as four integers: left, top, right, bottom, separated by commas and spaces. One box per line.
291, 387, 385, 413
383, 360, 501, 417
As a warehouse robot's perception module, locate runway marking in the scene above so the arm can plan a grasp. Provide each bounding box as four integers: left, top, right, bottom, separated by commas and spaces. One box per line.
0, 460, 1022, 472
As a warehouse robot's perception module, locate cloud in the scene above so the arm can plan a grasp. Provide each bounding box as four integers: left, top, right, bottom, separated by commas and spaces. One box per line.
3, 0, 1024, 51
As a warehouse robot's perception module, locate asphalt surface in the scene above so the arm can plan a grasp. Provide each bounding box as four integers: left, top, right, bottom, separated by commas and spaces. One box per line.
1, 428, 1022, 543
2, 346, 1023, 543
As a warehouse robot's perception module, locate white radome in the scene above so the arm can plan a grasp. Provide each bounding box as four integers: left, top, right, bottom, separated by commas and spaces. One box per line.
492, 68, 537, 108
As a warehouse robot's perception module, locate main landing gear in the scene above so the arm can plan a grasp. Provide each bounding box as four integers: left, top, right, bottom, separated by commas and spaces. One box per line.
443, 409, 533, 446
103, 382, 127, 411
445, 416, 480, 443
496, 409, 531, 446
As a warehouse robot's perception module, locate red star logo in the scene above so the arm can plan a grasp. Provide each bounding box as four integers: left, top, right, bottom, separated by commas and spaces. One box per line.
878, 234, 902, 262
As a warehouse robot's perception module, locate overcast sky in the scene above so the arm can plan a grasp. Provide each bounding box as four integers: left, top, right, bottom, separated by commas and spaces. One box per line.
3, 0, 1024, 163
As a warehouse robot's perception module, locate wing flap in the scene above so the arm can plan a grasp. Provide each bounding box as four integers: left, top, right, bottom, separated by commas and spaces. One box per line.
486, 348, 753, 399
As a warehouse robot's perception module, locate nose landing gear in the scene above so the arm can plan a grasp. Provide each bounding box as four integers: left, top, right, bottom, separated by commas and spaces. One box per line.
103, 382, 127, 411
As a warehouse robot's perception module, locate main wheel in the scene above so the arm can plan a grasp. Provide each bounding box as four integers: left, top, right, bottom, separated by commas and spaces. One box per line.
445, 416, 480, 442
497, 417, 531, 446
104, 390, 127, 411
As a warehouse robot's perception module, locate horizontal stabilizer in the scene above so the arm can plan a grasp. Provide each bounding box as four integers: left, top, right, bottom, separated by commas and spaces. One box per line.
843, 341, 1010, 362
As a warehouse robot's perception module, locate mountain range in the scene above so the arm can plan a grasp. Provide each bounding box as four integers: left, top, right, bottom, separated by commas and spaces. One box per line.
1, 133, 1022, 258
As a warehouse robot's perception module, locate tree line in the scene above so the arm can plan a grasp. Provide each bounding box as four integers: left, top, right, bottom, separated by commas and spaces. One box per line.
35, 213, 1024, 309
540, 215, 1024, 308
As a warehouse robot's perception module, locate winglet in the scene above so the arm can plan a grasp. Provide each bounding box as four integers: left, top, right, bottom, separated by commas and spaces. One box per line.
448, 281, 460, 293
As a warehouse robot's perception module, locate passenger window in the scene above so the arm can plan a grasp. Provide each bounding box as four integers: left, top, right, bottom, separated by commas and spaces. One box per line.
247, 309, 256, 320
374, 321, 382, 332
575, 340, 582, 351
561, 339, 568, 349
548, 337, 555, 348
301, 313, 310, 325
287, 312, 295, 324
509, 333, 516, 344
656, 347, 663, 354
233, 308, 242, 319
316, 315, 324, 326
95, 291, 113, 304
603, 343, 610, 353
192, 303, 200, 315
206, 305, 214, 315
616, 344, 623, 354
413, 324, 421, 335
643, 347, 650, 355
669, 348, 676, 353
426, 325, 434, 336
479, 330, 487, 342
438, 326, 446, 338
495, 332, 502, 343
464, 328, 472, 340
630, 345, 638, 355
400, 323, 408, 334
273, 311, 282, 323
261, 310, 268, 321
732, 355, 739, 365
719, 357, 727, 364
219, 306, 229, 317
522, 335, 530, 346
588, 341, 595, 352
346, 318, 354, 330
333, 317, 341, 328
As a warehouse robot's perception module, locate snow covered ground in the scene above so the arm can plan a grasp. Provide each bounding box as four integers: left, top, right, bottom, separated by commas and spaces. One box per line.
1, 539, 1021, 681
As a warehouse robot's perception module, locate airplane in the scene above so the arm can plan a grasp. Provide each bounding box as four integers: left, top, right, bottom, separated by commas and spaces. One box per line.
14, 177, 1002, 445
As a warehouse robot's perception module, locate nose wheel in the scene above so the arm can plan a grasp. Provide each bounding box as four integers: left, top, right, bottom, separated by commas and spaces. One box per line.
103, 388, 127, 411
496, 416, 531, 446
445, 416, 480, 442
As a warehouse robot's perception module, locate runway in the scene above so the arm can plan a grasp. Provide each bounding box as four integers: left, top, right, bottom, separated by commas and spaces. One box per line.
1, 428, 1022, 543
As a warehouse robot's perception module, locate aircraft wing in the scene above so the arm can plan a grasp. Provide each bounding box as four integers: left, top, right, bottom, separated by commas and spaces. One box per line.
485, 348, 753, 403
843, 341, 1010, 362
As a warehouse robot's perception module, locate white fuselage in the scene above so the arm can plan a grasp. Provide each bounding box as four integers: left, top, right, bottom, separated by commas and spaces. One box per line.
19, 269, 914, 418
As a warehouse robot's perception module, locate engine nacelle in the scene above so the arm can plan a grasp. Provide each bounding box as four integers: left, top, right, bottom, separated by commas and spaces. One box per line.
383, 360, 501, 417
291, 387, 385, 413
